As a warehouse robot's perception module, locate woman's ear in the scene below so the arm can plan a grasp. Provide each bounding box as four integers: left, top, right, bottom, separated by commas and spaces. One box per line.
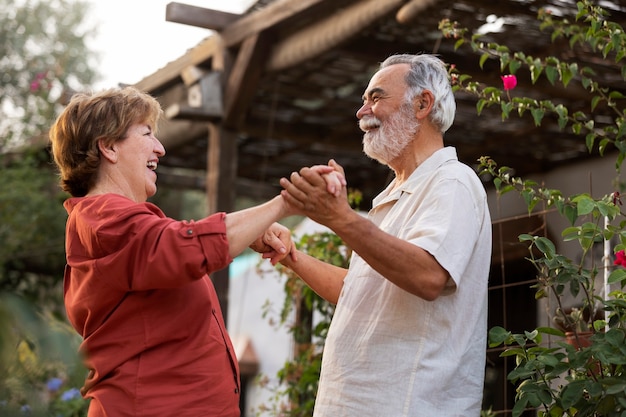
97, 139, 118, 164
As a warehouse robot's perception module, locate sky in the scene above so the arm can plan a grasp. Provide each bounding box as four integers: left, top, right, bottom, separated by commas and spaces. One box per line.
85, 0, 256, 90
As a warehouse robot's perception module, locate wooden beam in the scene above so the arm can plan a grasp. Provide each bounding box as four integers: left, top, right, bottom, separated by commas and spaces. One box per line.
266, 0, 405, 71
136, 0, 329, 93
223, 32, 273, 129
157, 118, 208, 151
166, 2, 240, 31
219, 0, 328, 46
165, 103, 222, 121
134, 37, 221, 93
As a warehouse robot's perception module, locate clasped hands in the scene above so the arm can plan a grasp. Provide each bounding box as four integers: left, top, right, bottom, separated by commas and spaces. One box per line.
250, 159, 347, 265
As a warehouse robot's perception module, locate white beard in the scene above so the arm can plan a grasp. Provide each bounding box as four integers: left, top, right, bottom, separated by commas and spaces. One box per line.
360, 104, 419, 165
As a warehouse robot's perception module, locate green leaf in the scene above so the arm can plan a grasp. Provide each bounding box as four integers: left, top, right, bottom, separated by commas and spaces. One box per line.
479, 53, 490, 68
608, 269, 626, 284
534, 237, 556, 257
509, 60, 522, 74
537, 326, 565, 337
500, 347, 526, 357
512, 397, 529, 417
538, 353, 561, 367
519, 234, 534, 242
573, 194, 595, 215
606, 382, 626, 395
488, 326, 512, 346
585, 132, 596, 152
561, 381, 586, 409
591, 95, 602, 111
555, 104, 568, 130
563, 205, 578, 225
477, 99, 487, 115
530, 58, 544, 83
501, 101, 513, 120
531, 108, 545, 126
561, 63, 578, 87
545, 65, 558, 85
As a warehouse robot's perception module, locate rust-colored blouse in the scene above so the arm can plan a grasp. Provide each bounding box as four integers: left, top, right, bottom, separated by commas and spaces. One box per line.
63, 194, 239, 417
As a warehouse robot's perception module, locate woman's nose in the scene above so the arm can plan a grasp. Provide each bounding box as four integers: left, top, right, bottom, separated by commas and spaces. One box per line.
154, 137, 166, 157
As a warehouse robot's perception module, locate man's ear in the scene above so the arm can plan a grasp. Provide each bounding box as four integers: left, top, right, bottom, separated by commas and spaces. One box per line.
97, 139, 118, 163
414, 90, 434, 118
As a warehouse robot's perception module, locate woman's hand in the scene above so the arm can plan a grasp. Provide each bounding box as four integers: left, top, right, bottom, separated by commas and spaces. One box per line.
249, 222, 297, 265
309, 159, 346, 197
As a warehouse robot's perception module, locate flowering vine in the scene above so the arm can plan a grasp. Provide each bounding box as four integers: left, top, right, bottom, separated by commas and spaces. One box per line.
440, 1, 626, 166
440, 1, 626, 415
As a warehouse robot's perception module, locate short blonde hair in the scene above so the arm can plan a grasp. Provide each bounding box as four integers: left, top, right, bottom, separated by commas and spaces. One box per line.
49, 87, 163, 197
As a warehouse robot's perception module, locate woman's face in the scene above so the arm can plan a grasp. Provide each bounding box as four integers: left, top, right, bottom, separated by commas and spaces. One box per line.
115, 122, 166, 201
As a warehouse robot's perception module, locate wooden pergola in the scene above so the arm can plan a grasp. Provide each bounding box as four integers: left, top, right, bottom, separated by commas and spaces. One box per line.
132, 0, 626, 313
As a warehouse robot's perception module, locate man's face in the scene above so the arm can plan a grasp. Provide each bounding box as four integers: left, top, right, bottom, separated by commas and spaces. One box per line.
356, 64, 419, 165
361, 103, 419, 165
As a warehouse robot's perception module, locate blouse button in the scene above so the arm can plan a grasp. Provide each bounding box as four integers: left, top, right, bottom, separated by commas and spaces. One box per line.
234, 388, 239, 394
186, 229, 193, 235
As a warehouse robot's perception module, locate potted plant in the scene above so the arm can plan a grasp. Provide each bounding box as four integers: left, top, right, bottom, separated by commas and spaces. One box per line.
554, 306, 603, 348
440, 1, 626, 415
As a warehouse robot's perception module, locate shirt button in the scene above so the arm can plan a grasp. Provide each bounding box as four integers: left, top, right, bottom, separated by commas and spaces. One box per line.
234, 388, 239, 394
186, 229, 193, 235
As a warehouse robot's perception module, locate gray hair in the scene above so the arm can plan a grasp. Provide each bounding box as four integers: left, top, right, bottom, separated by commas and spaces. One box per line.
379, 53, 456, 133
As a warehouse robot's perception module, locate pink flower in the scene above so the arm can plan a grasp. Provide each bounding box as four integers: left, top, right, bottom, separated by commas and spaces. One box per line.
501, 74, 517, 91
29, 71, 49, 92
614, 249, 626, 267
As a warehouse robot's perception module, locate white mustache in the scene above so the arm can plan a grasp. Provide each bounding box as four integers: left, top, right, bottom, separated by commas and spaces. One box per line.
359, 116, 381, 133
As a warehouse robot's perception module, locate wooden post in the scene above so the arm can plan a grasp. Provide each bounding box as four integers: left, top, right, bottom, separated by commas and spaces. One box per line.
206, 121, 237, 325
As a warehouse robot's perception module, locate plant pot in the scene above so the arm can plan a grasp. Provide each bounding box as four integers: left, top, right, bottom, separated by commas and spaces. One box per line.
564, 331, 594, 349
564, 331, 600, 375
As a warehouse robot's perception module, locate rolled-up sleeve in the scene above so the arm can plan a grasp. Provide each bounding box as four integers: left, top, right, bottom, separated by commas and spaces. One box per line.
66, 195, 233, 292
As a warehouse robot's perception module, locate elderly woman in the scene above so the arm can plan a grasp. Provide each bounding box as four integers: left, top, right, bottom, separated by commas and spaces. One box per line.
48, 86, 330, 417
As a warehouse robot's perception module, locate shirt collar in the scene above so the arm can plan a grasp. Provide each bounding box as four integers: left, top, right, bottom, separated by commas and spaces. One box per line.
373, 147, 458, 206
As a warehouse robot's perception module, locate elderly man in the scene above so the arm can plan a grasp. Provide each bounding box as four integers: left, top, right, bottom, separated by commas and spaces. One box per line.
279, 53, 492, 416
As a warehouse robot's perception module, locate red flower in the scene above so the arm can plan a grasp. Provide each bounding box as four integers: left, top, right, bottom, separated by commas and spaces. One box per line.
501, 74, 517, 91
614, 249, 626, 267
612, 191, 622, 206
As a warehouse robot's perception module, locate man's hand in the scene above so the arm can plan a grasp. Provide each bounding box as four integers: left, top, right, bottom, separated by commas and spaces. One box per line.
279, 159, 352, 228
249, 222, 297, 265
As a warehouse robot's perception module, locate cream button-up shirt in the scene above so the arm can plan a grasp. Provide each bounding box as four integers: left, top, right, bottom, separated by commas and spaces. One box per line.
313, 147, 492, 417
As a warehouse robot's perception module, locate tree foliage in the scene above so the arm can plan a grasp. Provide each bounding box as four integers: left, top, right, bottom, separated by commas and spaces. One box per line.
1, 1, 99, 414
0, 0, 97, 148
0, 0, 97, 296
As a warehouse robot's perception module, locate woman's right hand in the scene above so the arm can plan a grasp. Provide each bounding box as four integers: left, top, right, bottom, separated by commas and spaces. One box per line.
309, 159, 346, 197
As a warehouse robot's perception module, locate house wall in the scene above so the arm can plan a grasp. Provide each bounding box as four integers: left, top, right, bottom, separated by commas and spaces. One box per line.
487, 152, 624, 326
228, 218, 333, 417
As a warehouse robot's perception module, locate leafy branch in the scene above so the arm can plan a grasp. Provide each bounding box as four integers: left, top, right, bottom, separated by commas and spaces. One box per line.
439, 0, 626, 167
